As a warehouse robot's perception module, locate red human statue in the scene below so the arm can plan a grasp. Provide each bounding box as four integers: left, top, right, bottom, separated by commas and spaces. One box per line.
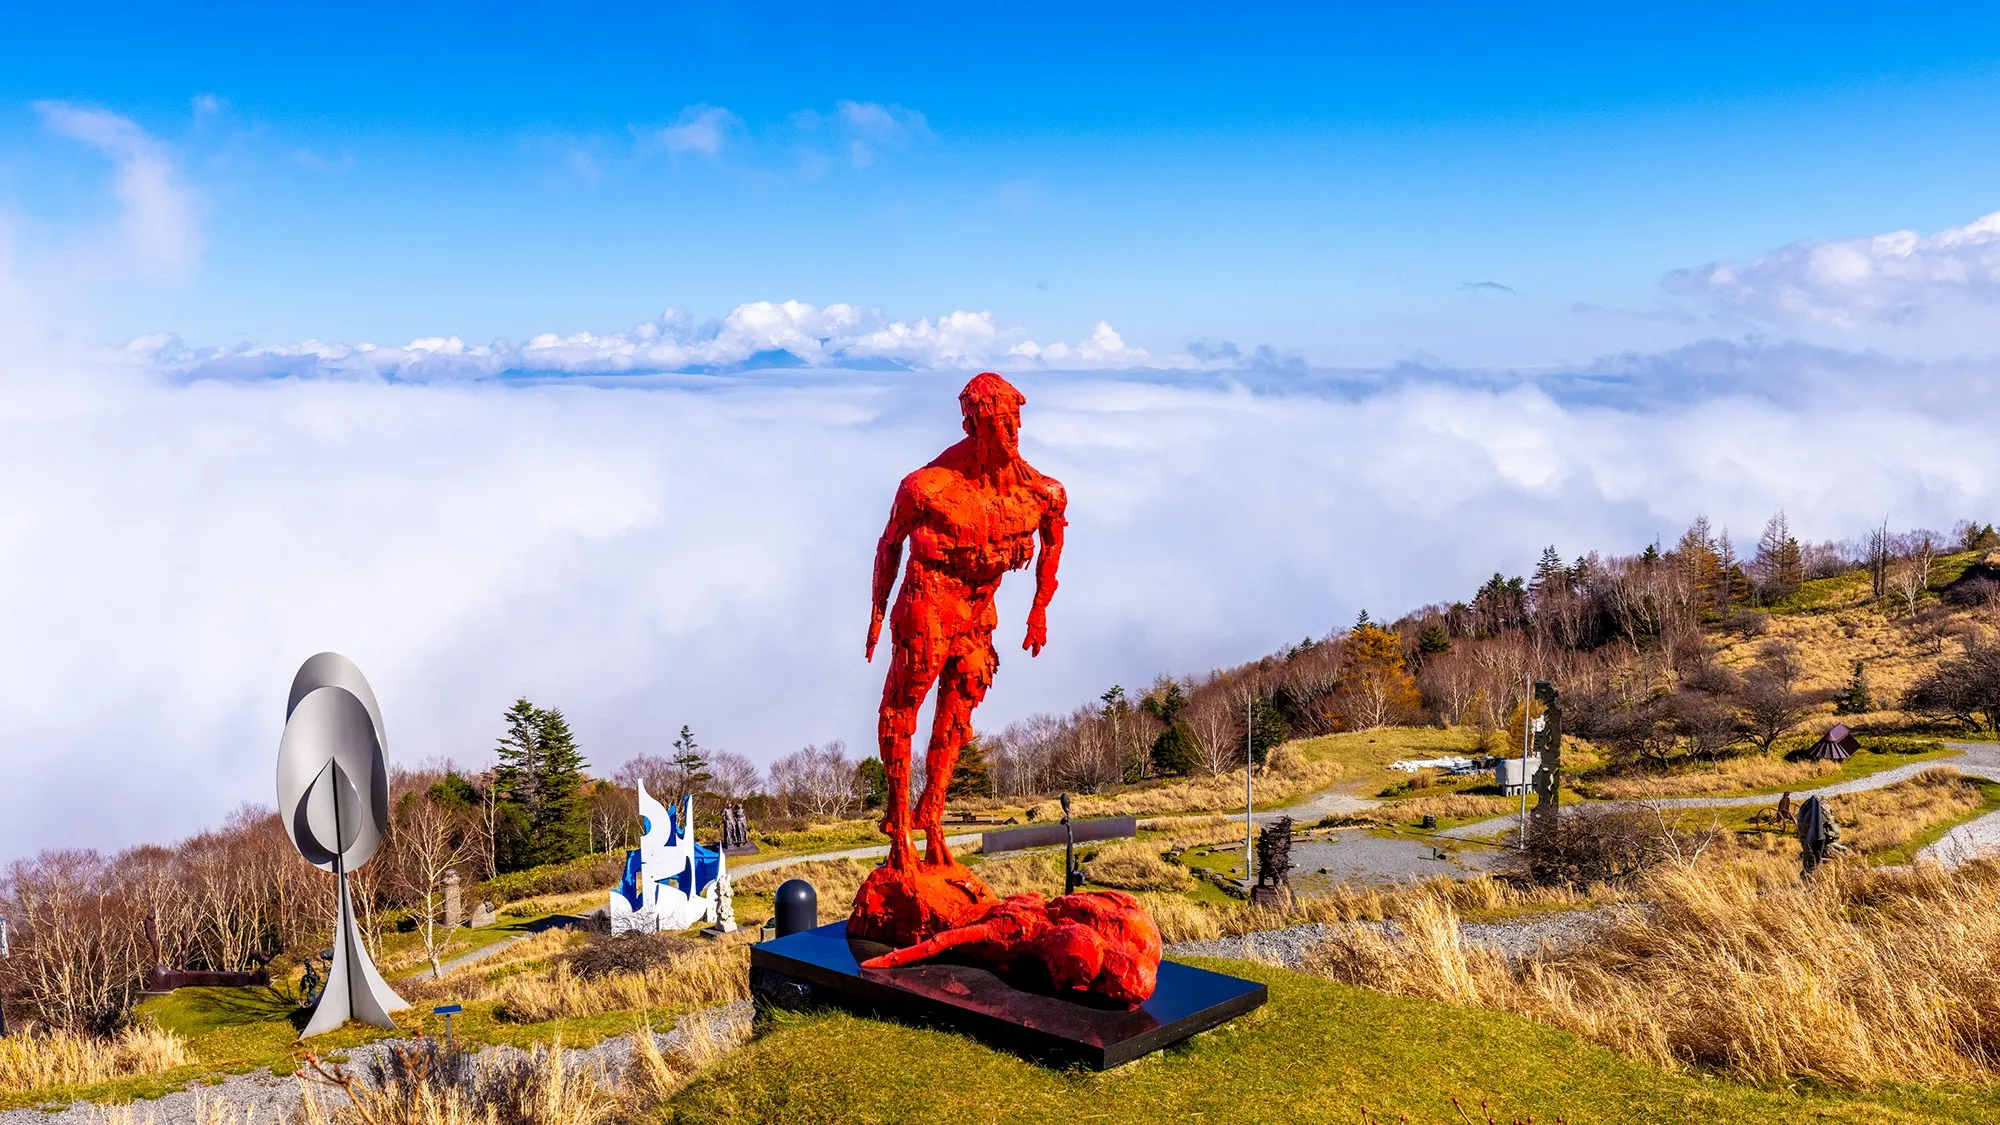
861, 890, 1163, 1008
851, 372, 1066, 947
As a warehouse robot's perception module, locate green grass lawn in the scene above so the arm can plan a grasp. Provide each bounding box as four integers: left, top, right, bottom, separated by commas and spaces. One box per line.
654, 958, 2000, 1124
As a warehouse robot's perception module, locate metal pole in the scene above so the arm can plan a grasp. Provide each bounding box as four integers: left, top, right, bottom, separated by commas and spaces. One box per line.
1518, 673, 1531, 850
1245, 691, 1255, 888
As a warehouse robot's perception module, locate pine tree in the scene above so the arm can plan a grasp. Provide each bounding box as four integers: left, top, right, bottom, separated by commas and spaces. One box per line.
1151, 720, 1201, 776
1417, 623, 1452, 657
530, 706, 588, 865
948, 736, 994, 799
490, 697, 591, 871
1531, 545, 1568, 596
1838, 661, 1874, 714
855, 757, 888, 809
1250, 695, 1287, 765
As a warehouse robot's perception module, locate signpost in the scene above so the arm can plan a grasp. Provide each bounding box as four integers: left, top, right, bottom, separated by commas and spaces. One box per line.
433, 1003, 463, 1045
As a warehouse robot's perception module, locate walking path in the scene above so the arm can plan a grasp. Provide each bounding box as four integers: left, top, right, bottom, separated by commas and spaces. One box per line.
1440, 742, 2000, 844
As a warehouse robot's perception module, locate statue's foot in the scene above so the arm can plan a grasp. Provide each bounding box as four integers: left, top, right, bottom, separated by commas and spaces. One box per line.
848, 854, 996, 948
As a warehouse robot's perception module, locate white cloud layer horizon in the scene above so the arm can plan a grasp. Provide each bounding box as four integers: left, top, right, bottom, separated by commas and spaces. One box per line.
5, 105, 2000, 863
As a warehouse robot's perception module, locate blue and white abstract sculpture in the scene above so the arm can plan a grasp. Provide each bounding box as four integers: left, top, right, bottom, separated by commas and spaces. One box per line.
607, 782, 727, 934
276, 652, 411, 1037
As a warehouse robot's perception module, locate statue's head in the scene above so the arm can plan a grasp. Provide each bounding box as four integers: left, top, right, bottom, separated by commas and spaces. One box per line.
959, 372, 1025, 459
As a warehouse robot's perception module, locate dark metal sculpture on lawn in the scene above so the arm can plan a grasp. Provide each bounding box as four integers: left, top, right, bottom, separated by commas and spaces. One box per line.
849, 372, 1162, 1006
276, 652, 410, 1037
1250, 816, 1294, 909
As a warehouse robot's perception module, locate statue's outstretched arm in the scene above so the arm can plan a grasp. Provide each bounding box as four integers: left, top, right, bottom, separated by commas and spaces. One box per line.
1025, 482, 1067, 656
867, 481, 917, 661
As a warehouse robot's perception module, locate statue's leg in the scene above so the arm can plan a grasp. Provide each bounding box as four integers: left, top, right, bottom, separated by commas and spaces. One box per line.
879, 599, 946, 871
916, 619, 997, 867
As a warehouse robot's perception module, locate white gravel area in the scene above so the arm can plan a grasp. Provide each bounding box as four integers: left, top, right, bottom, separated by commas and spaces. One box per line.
0, 1002, 753, 1125
1167, 904, 1633, 970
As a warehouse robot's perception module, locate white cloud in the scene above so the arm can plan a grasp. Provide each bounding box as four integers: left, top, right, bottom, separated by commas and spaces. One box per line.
33, 102, 202, 278
1669, 209, 2000, 328
652, 104, 741, 157
5, 344, 1999, 862
136, 305, 1223, 380
832, 100, 930, 167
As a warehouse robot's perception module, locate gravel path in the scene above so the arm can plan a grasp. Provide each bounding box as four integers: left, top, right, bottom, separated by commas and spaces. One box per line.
0, 1002, 754, 1125
1166, 904, 1633, 969
1442, 742, 2000, 842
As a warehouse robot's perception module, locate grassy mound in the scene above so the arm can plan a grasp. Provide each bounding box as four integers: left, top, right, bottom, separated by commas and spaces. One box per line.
655, 959, 2000, 1124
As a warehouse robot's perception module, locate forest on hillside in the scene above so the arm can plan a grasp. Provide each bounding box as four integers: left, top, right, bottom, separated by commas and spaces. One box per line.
982, 514, 2000, 793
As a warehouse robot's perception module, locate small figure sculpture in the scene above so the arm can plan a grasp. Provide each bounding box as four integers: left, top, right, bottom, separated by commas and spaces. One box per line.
276, 652, 411, 1037
860, 889, 1161, 1008
711, 872, 738, 935
852, 372, 1068, 951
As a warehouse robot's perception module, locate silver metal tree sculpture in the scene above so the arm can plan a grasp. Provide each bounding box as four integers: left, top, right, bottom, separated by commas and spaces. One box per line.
277, 652, 410, 1038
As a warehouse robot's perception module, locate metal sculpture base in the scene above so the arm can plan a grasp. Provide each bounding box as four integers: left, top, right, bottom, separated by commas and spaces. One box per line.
301, 867, 410, 1038
749, 921, 1265, 1070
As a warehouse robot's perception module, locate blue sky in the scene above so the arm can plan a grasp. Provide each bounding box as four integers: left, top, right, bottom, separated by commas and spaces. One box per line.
6, 4, 2000, 857
7, 2, 2000, 364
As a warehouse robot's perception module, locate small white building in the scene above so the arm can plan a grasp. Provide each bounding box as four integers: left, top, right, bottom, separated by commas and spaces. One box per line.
1495, 756, 1541, 796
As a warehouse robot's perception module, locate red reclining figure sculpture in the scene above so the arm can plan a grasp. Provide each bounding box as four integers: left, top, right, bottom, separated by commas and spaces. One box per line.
860, 890, 1163, 1008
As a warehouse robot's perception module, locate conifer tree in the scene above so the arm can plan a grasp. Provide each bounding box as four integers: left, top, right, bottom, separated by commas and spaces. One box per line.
491, 697, 591, 871
948, 736, 994, 799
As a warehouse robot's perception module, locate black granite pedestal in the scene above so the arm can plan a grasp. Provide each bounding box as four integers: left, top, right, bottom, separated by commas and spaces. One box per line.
749, 920, 1266, 1070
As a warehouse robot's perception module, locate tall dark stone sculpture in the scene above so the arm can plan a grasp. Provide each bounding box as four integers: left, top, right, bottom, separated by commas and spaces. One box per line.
1250, 817, 1293, 909
1528, 680, 1562, 842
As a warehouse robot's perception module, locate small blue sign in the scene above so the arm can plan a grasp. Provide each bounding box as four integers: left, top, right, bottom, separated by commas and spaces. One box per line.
432, 1004, 463, 1015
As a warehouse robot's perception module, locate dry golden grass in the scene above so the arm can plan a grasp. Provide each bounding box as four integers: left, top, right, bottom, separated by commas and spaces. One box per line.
0, 1023, 189, 1095
1024, 744, 1343, 821
1346, 793, 1517, 824
491, 943, 747, 1023
1830, 767, 1985, 853
398, 929, 587, 1006
1084, 840, 1196, 893
1304, 851, 2000, 1086
295, 1012, 752, 1125
1587, 755, 1842, 800
301, 1040, 617, 1125
89, 1098, 255, 1125
736, 858, 872, 906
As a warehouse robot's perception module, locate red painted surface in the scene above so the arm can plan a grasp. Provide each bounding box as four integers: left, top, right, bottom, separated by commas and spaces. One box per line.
848, 373, 1160, 1003
860, 890, 1164, 1008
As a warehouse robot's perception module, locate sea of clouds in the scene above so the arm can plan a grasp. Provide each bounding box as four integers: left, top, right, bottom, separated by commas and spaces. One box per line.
3, 105, 1998, 861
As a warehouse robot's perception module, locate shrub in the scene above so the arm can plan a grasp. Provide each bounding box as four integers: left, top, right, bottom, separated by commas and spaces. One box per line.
474, 853, 624, 906
1508, 807, 1703, 889
567, 933, 703, 980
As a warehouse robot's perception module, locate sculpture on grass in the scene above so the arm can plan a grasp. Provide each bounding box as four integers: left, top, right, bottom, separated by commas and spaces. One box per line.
276, 652, 411, 1038
861, 889, 1162, 1006
849, 372, 1162, 1005
608, 782, 726, 933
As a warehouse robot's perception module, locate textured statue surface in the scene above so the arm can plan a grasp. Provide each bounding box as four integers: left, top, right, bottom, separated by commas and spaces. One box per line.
861, 890, 1162, 1007
851, 373, 1068, 950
